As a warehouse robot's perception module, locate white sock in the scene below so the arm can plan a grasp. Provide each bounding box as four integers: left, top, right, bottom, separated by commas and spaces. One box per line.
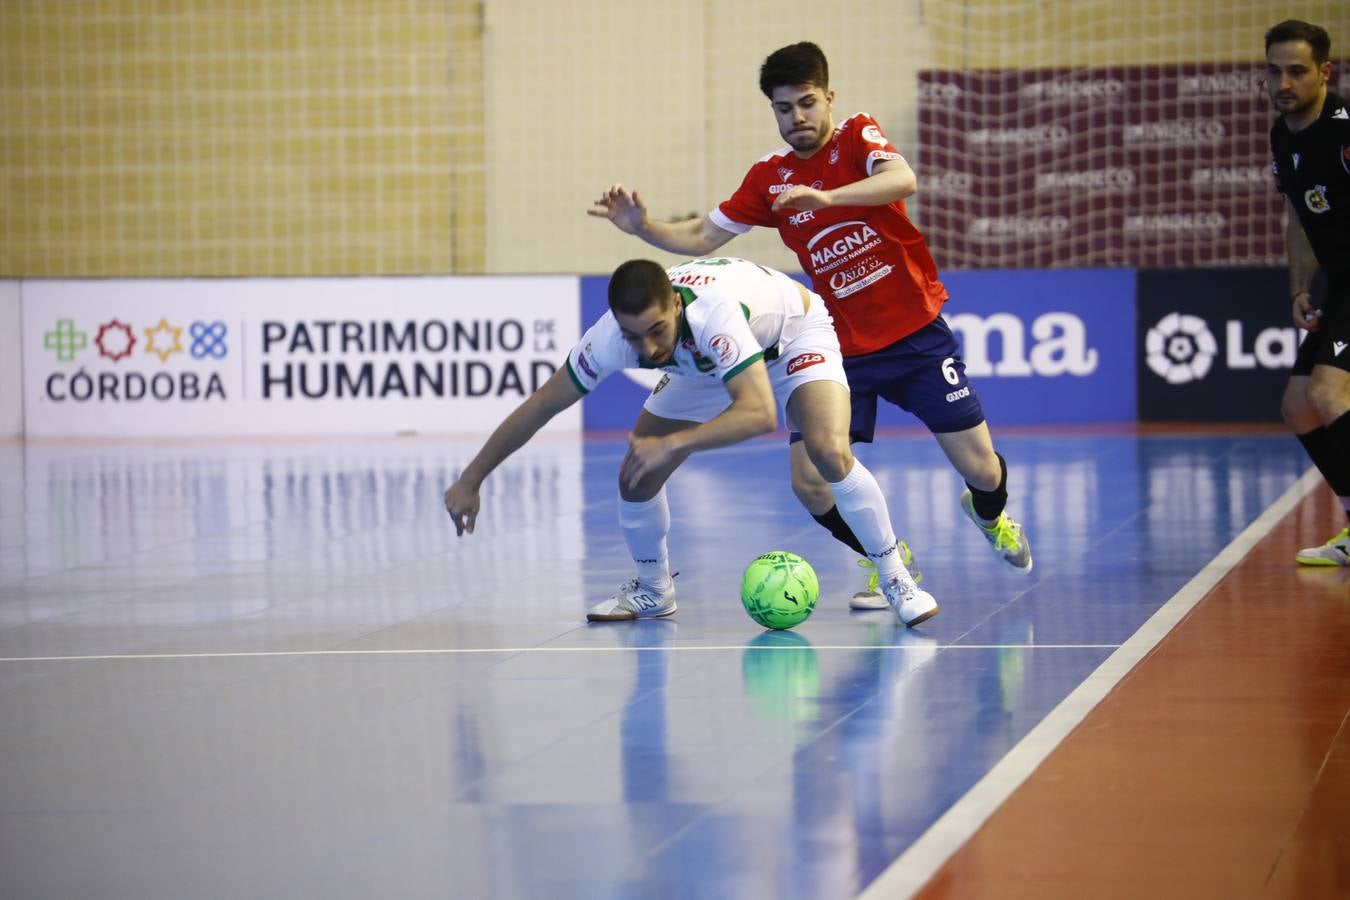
619, 490, 671, 588
828, 459, 905, 581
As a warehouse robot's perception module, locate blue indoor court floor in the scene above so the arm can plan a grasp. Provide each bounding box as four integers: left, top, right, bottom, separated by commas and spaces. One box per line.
0, 429, 1322, 898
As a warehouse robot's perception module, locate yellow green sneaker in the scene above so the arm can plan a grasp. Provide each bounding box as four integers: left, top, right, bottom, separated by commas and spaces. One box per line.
1295, 527, 1350, 566
961, 490, 1033, 574
849, 541, 921, 610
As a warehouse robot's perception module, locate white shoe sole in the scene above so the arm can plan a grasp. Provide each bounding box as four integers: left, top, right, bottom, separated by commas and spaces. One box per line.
1295, 554, 1348, 567
849, 592, 890, 611
896, 590, 939, 628
586, 602, 677, 622
903, 601, 940, 628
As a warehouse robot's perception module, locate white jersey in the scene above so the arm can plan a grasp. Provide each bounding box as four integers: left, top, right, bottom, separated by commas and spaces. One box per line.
565, 257, 810, 393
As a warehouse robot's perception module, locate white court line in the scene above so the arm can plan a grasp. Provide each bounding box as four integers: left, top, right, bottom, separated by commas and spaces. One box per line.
0, 643, 1118, 663
858, 465, 1323, 900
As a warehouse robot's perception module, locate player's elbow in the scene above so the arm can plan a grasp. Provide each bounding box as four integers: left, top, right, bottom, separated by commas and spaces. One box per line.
896, 171, 918, 199
696, 219, 734, 254
750, 402, 778, 436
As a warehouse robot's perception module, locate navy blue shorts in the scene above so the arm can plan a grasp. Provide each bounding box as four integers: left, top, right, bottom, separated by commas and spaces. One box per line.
790, 315, 986, 444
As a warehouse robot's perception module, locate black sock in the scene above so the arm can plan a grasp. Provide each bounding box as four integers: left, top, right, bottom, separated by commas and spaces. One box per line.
812, 505, 867, 556
1321, 412, 1350, 524
1297, 423, 1350, 500
966, 452, 1009, 521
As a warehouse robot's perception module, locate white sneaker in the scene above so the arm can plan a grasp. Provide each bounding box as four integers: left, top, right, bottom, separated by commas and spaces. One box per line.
850, 542, 922, 610
586, 578, 677, 621
1295, 527, 1350, 567
879, 569, 939, 628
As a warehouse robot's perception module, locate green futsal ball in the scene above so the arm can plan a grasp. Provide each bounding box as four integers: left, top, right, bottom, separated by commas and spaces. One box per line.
741, 551, 820, 630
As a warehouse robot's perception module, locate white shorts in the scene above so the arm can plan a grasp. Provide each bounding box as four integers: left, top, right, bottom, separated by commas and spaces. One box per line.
642, 295, 848, 433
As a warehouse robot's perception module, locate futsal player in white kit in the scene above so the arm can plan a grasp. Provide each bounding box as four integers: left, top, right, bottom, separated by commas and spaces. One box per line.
443, 256, 937, 626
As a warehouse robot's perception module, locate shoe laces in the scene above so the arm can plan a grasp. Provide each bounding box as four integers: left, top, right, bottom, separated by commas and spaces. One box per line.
856, 557, 879, 592
620, 571, 678, 597
857, 543, 914, 592
882, 572, 918, 603
985, 515, 1022, 554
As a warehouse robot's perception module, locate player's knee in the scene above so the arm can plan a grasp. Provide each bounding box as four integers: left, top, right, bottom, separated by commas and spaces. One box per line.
1284, 377, 1325, 429
1281, 389, 1312, 429
803, 438, 853, 484
619, 475, 667, 503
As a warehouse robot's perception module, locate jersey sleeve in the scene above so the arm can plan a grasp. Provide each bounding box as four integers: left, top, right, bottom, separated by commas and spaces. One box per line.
847, 113, 905, 176
713, 164, 774, 232
564, 315, 631, 394
693, 300, 766, 382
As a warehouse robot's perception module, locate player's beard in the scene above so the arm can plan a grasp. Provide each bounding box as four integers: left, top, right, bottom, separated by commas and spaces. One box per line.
1273, 88, 1318, 119
785, 126, 822, 152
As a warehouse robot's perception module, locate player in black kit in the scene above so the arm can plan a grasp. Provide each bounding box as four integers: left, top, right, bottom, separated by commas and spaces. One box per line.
1266, 19, 1350, 566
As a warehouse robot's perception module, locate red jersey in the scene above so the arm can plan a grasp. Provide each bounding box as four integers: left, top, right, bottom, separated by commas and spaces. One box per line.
711, 113, 948, 356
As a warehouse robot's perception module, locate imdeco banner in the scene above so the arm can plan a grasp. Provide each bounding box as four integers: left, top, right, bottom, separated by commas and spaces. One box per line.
914, 63, 1331, 268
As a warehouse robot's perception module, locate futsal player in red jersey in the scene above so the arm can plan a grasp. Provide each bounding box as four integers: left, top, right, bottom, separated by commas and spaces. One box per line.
591, 41, 1032, 607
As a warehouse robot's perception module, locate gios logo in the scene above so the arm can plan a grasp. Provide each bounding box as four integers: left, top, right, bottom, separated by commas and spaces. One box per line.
786, 352, 826, 375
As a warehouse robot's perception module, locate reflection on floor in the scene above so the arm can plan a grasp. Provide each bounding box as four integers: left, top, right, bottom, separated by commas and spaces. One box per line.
0, 431, 1316, 898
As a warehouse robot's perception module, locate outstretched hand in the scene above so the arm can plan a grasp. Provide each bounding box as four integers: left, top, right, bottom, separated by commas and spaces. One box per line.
588, 184, 649, 235
443, 479, 481, 537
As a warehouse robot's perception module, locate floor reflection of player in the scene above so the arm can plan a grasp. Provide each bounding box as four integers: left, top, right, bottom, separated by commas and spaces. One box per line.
619, 620, 673, 803
737, 626, 944, 893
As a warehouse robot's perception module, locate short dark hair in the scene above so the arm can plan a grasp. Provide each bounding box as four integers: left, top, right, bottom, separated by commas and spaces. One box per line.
759, 42, 829, 98
607, 259, 674, 317
1265, 19, 1331, 64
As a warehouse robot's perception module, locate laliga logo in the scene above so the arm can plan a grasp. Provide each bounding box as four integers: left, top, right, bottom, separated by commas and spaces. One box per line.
1145, 313, 1216, 383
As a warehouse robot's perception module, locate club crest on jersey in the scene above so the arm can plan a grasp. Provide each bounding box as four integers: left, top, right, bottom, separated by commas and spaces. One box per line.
1293, 152, 1301, 170
829, 146, 840, 164
778, 167, 794, 182
1305, 184, 1330, 214
708, 334, 739, 365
